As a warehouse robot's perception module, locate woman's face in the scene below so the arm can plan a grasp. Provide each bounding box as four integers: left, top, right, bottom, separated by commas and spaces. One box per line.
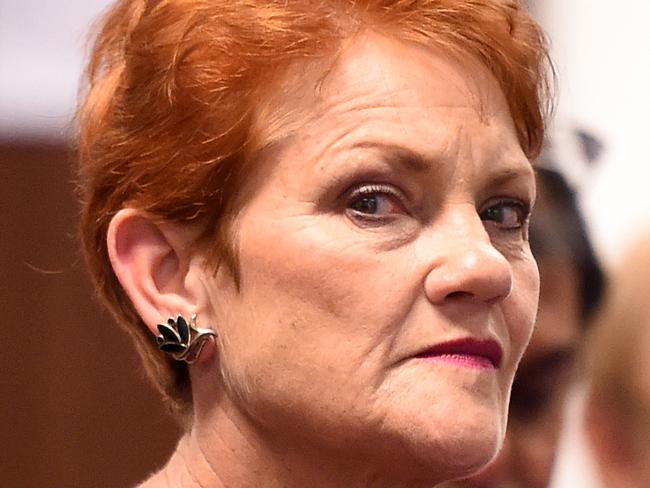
200, 33, 539, 482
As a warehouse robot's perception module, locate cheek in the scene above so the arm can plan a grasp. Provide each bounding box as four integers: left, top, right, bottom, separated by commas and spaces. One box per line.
207, 219, 431, 451
212, 217, 418, 402
506, 254, 540, 365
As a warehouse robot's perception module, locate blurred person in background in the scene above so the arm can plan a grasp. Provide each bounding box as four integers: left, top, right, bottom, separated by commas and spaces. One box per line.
443, 163, 605, 488
584, 232, 650, 488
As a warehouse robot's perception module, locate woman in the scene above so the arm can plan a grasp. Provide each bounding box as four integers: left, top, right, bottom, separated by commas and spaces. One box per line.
77, 1, 550, 486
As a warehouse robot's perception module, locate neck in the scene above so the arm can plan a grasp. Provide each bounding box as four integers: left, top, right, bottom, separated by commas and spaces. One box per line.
139, 368, 442, 488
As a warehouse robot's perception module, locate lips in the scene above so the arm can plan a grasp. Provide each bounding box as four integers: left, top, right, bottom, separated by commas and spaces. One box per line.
415, 338, 503, 369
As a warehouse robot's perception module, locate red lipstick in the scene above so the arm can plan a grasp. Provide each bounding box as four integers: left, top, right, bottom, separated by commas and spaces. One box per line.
415, 338, 503, 369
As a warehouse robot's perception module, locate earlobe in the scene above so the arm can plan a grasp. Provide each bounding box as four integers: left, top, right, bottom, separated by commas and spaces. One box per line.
107, 208, 201, 339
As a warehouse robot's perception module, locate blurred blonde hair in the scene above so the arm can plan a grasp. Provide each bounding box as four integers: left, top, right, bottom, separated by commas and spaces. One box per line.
586, 232, 650, 449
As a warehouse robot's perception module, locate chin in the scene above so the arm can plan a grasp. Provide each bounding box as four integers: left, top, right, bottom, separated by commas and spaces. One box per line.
432, 427, 502, 480
366, 390, 506, 482
431, 411, 501, 477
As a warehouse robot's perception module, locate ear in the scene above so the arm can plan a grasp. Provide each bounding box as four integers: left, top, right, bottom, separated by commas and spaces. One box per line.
107, 209, 214, 361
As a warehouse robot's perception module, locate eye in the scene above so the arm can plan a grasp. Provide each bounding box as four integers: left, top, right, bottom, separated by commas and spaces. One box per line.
480, 199, 530, 231
346, 184, 406, 220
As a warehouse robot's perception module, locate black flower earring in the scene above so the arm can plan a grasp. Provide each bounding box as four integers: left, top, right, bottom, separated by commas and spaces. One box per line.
156, 314, 216, 364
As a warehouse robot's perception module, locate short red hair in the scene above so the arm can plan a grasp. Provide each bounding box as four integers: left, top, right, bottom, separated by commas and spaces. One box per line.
77, 0, 552, 417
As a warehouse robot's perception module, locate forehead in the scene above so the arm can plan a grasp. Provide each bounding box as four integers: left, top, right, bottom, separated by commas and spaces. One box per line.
253, 31, 522, 158
318, 33, 500, 117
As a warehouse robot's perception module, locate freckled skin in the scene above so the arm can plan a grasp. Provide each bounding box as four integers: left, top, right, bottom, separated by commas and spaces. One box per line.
191, 32, 539, 488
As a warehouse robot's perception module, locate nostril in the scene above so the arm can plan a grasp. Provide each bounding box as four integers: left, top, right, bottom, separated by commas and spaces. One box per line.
446, 290, 472, 301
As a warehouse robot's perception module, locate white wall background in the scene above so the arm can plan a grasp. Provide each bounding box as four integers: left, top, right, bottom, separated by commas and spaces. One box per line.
0, 0, 111, 139
536, 0, 650, 267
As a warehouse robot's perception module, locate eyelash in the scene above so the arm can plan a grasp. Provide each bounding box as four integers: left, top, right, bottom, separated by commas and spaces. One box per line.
344, 184, 531, 235
345, 183, 407, 222
479, 199, 532, 232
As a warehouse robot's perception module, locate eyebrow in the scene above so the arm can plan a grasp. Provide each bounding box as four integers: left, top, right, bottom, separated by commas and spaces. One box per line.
350, 142, 431, 173
351, 141, 534, 185
488, 165, 535, 188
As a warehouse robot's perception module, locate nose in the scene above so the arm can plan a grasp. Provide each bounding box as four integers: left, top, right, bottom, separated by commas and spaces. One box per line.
423, 218, 513, 306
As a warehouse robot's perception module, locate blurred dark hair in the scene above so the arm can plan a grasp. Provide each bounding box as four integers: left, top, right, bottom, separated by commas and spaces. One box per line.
530, 167, 605, 323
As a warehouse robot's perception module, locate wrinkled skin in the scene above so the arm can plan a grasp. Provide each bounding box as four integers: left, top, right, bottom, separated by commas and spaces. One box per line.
123, 32, 540, 488
193, 33, 540, 487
